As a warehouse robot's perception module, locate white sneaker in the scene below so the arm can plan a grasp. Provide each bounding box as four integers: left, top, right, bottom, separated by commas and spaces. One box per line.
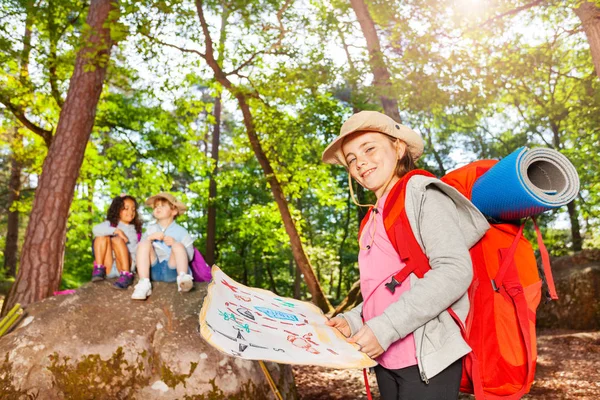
131, 279, 152, 300
177, 273, 194, 293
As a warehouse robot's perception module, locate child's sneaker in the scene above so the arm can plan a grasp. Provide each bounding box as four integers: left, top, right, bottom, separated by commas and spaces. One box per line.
131, 279, 152, 300
113, 272, 134, 290
177, 273, 194, 293
91, 264, 106, 282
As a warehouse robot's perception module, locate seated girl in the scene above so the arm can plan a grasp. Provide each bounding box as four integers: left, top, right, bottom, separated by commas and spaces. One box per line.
92, 194, 142, 289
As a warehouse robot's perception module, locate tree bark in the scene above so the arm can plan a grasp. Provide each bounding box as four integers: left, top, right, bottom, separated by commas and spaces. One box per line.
575, 2, 600, 78
1, 0, 118, 316
195, 0, 333, 313
205, 7, 228, 266
4, 137, 22, 278
567, 200, 583, 252
349, 0, 401, 123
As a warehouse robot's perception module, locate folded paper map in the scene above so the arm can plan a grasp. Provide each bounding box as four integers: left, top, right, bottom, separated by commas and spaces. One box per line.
199, 266, 377, 369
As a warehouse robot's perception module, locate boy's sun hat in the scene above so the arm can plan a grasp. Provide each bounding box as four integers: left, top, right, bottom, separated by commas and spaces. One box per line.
146, 192, 187, 214
322, 110, 424, 166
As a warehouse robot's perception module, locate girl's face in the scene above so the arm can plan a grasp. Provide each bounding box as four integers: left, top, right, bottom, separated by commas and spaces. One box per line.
342, 132, 406, 198
120, 198, 136, 224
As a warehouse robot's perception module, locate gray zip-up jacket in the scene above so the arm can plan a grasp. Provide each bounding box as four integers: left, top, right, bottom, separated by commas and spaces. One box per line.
341, 175, 490, 382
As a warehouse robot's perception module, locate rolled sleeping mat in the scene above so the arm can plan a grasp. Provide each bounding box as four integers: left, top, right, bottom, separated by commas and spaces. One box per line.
471, 146, 580, 220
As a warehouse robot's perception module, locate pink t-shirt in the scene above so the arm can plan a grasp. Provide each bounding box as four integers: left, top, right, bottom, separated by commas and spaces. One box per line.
359, 192, 418, 370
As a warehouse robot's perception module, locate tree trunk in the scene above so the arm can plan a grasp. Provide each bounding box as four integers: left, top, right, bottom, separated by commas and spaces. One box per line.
424, 127, 446, 175
337, 192, 352, 299
205, 7, 228, 266
4, 139, 22, 278
1, 0, 118, 316
265, 263, 279, 295
205, 95, 221, 266
331, 279, 363, 317
195, 0, 333, 313
567, 200, 583, 252
349, 0, 401, 123
575, 2, 600, 78
293, 262, 301, 299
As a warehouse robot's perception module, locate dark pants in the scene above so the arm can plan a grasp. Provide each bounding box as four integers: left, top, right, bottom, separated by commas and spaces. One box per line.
375, 358, 462, 400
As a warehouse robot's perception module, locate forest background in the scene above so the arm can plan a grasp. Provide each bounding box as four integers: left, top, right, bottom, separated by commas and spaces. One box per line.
0, 0, 599, 315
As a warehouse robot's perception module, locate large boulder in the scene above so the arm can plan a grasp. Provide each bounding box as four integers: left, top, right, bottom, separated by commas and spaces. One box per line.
0, 280, 296, 399
536, 249, 600, 330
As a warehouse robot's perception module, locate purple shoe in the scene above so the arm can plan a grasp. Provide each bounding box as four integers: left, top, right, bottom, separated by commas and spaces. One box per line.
113, 272, 134, 289
92, 265, 106, 282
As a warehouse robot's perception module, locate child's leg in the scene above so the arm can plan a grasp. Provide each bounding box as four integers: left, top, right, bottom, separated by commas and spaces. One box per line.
135, 240, 157, 279
167, 243, 189, 274
93, 236, 113, 267
169, 243, 193, 292
111, 236, 131, 273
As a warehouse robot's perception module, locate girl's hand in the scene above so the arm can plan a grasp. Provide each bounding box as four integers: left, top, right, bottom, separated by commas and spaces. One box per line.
163, 236, 175, 246
149, 232, 164, 241
114, 229, 128, 243
325, 316, 351, 338
347, 325, 384, 359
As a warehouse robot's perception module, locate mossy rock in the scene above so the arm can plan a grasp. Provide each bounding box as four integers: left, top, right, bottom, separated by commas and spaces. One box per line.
0, 280, 296, 399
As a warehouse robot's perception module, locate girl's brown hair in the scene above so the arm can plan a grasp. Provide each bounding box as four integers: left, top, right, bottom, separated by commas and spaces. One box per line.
107, 195, 143, 234
388, 137, 417, 178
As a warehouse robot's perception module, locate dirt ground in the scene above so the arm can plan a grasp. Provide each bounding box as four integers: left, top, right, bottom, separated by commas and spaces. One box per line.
293, 329, 600, 400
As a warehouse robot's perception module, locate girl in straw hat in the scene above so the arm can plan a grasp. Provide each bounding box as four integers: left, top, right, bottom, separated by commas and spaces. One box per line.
323, 111, 489, 399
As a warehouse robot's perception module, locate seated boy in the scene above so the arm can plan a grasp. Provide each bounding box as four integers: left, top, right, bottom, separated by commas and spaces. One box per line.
132, 192, 194, 300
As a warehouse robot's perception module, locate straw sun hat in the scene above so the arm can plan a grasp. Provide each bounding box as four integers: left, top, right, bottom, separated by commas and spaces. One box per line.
145, 192, 187, 214
322, 111, 424, 166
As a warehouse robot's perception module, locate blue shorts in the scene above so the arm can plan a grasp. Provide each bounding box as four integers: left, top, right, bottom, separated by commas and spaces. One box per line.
150, 259, 178, 282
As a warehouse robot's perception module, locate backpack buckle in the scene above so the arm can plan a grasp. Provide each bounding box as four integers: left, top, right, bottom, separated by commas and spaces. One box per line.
385, 277, 401, 294
491, 279, 499, 292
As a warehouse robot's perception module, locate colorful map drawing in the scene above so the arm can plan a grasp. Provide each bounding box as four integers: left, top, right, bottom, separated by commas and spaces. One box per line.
199, 266, 376, 369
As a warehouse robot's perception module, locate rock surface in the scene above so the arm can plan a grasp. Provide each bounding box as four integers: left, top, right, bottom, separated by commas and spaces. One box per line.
0, 280, 296, 399
537, 249, 600, 330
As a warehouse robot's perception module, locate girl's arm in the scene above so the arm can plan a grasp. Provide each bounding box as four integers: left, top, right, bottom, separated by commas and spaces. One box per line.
92, 221, 116, 238
365, 187, 474, 351
339, 303, 364, 336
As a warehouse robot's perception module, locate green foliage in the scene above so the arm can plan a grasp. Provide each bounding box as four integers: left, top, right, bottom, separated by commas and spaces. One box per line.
0, 0, 598, 304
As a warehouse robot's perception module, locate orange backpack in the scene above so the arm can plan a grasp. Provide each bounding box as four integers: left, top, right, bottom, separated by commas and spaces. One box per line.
359, 161, 558, 399
442, 160, 558, 399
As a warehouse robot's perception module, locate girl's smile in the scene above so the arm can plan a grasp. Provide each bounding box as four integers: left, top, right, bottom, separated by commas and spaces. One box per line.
342, 132, 406, 199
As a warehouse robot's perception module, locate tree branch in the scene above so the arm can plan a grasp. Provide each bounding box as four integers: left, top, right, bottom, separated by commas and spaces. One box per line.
0, 94, 53, 147
479, 0, 546, 28
138, 30, 206, 59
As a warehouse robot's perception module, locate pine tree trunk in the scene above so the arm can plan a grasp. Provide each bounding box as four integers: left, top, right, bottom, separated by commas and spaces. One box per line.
4, 142, 22, 278
349, 0, 401, 123
1, 0, 118, 316
575, 2, 600, 78
195, 0, 333, 313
